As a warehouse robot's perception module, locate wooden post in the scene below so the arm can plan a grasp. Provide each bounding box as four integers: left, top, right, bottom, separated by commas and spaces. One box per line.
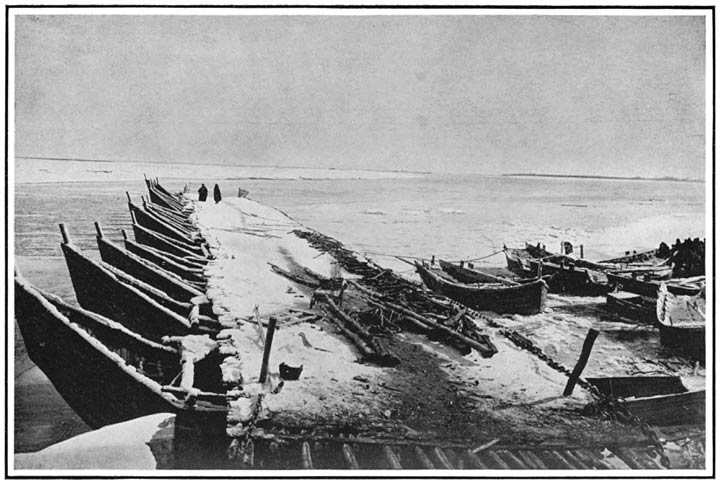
258, 317, 277, 383
431, 255, 435, 265
253, 306, 265, 344
94, 221, 104, 239
301, 441, 313, 469
121, 229, 129, 240
126, 191, 132, 202
563, 328, 599, 396
580, 245, 584, 259
59, 223, 70, 244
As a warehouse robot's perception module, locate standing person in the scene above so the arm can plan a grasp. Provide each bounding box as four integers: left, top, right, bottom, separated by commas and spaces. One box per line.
213, 184, 222, 204
198, 184, 208, 202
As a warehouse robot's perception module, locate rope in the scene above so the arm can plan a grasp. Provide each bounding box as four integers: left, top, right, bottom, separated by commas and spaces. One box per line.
362, 248, 505, 264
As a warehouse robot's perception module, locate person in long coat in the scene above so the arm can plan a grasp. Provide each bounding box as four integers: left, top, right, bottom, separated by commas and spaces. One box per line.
198, 184, 208, 202
213, 184, 222, 204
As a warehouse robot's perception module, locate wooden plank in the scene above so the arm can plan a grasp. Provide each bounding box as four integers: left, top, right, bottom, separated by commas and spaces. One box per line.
549, 450, 575, 469
414, 447, 435, 469
497, 450, 529, 469
463, 450, 488, 469
560, 450, 590, 470
610, 448, 642, 469
342, 444, 359, 470
258, 317, 278, 383
383, 445, 403, 470
485, 450, 511, 470
572, 449, 608, 470
301, 441, 313, 470
518, 450, 547, 469
431, 447, 454, 469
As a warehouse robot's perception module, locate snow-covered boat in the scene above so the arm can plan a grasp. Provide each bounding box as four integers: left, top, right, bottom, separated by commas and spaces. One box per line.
132, 222, 209, 260
414, 261, 547, 315
607, 272, 703, 299
605, 291, 657, 325
505, 243, 672, 296
656, 282, 706, 362
96, 223, 207, 303
128, 200, 202, 247
14, 270, 228, 430
585, 376, 704, 426
123, 236, 209, 286
60, 226, 218, 342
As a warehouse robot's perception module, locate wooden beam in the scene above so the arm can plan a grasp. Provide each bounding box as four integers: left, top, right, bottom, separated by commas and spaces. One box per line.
258, 317, 278, 383
564, 329, 599, 396
301, 441, 313, 470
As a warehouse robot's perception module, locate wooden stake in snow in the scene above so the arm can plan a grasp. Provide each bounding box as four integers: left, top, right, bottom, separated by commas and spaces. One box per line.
563, 328, 599, 396
253, 305, 265, 344
258, 316, 277, 383
59, 223, 70, 244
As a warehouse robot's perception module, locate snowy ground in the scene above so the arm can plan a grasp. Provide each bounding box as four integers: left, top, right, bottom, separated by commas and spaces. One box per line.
193, 195, 654, 448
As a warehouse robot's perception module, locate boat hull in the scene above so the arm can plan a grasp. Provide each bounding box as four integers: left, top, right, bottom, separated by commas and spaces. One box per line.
61, 242, 200, 342
15, 276, 225, 430
415, 262, 547, 315
621, 390, 705, 426
98, 235, 204, 302
606, 292, 657, 325
607, 273, 701, 299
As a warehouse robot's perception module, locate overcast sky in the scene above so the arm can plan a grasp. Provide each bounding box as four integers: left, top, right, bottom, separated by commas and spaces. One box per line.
15, 14, 706, 178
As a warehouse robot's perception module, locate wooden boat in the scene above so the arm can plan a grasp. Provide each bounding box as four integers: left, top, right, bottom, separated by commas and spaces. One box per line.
99, 255, 218, 324
656, 283, 705, 362
504, 247, 612, 296
414, 261, 547, 315
619, 389, 705, 426
506, 243, 671, 296
585, 375, 704, 426
143, 197, 198, 233
96, 223, 206, 302
586, 376, 688, 399
123, 237, 208, 287
132, 222, 209, 260
439, 260, 519, 285
146, 178, 191, 215
605, 291, 657, 325
438, 259, 547, 286
129, 201, 204, 247
598, 248, 662, 265
60, 226, 216, 342
607, 272, 703, 299
14, 271, 227, 430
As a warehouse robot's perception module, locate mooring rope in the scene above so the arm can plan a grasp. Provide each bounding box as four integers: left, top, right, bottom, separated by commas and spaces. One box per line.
362, 248, 505, 264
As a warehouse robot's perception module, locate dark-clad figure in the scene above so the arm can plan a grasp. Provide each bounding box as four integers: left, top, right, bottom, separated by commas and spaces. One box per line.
198, 184, 208, 202
213, 184, 222, 204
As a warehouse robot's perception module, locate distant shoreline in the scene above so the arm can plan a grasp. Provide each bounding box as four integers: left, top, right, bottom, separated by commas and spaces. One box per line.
15, 156, 431, 176
502, 173, 703, 183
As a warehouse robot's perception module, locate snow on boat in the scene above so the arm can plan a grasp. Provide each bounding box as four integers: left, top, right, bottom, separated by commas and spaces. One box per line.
656, 282, 706, 362
14, 270, 227, 430
605, 291, 657, 325
131, 222, 209, 260
122, 236, 208, 287
414, 261, 547, 315
60, 225, 218, 342
96, 222, 207, 303
129, 200, 202, 247
607, 272, 703, 299
585, 376, 704, 426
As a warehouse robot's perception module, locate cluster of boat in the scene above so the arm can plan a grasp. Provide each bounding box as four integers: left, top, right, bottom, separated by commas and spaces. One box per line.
14, 178, 706, 469
15, 178, 233, 433
411, 242, 705, 363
